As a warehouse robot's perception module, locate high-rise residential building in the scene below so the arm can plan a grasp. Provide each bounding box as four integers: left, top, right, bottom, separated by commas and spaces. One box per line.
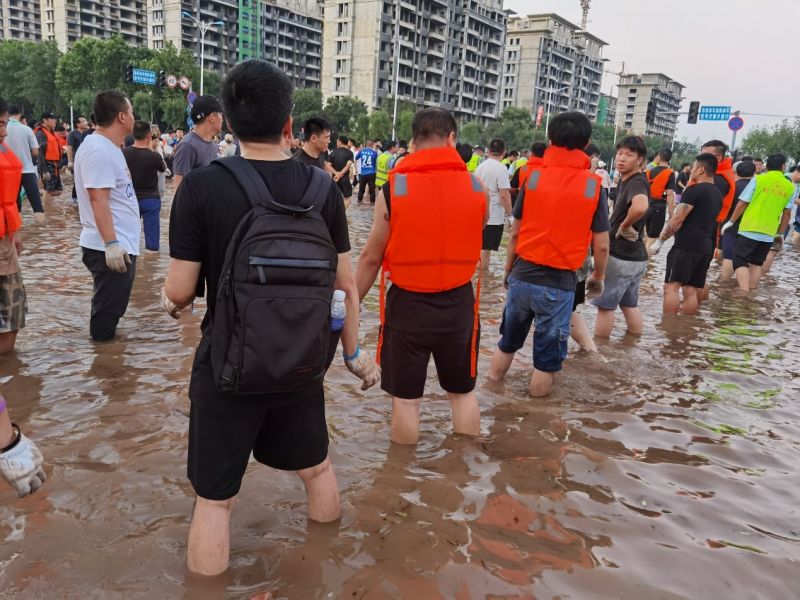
1, 0, 41, 41
597, 93, 616, 127
239, 0, 323, 88
616, 73, 684, 139
321, 0, 506, 123
41, 0, 147, 50
501, 13, 606, 121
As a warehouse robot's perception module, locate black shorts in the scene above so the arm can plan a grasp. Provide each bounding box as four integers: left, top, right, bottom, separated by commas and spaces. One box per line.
336, 176, 353, 199
187, 341, 329, 501
733, 235, 771, 270
664, 247, 713, 288
482, 224, 504, 251
43, 161, 63, 192
644, 201, 667, 238
572, 279, 586, 312
380, 325, 478, 399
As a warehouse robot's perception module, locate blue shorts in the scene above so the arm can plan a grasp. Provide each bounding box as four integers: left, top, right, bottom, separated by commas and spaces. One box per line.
497, 278, 574, 373
721, 228, 737, 260
591, 256, 647, 310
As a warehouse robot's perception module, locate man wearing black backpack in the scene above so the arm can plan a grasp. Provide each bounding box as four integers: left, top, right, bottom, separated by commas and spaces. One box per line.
162, 59, 379, 577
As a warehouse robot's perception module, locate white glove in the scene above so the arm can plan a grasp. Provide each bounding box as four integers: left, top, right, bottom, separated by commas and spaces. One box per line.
649, 238, 664, 256
585, 277, 605, 300
0, 427, 46, 497
161, 286, 182, 319
105, 241, 131, 273
720, 221, 734, 235
344, 346, 380, 390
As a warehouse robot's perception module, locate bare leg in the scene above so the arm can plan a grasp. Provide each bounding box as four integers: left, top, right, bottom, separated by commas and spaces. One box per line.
448, 392, 480, 436
700, 283, 710, 303
488, 348, 514, 382
297, 457, 340, 523
720, 259, 734, 281
762, 251, 776, 274
187, 497, 234, 576
343, 196, 351, 210
391, 397, 422, 445
734, 266, 751, 291
645, 236, 656, 251
480, 249, 491, 272
594, 308, 615, 338
0, 331, 19, 354
663, 282, 681, 315
681, 286, 699, 315
749, 265, 762, 290
530, 369, 554, 397
569, 312, 597, 352
791, 231, 800, 245
620, 306, 643, 335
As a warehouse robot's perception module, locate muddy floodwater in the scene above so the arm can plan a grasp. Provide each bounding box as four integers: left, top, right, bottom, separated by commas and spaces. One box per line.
1, 182, 799, 599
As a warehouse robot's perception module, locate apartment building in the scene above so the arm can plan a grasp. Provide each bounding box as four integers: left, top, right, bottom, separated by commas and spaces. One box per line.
617, 72, 684, 139
322, 0, 506, 123
239, 0, 323, 88
41, 0, 147, 51
1, 0, 41, 41
597, 92, 616, 127
502, 13, 606, 121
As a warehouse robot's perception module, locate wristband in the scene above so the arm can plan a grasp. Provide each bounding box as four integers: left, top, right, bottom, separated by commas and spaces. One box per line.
105, 240, 119, 248
0, 424, 21, 454
344, 345, 360, 362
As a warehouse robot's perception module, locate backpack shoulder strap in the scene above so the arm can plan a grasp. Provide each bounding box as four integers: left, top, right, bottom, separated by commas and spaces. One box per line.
299, 166, 332, 211
213, 156, 277, 210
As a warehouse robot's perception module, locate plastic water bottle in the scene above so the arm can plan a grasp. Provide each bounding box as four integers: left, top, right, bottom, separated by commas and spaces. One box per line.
331, 290, 346, 331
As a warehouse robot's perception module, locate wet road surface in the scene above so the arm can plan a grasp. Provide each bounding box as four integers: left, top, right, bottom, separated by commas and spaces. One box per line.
1, 183, 799, 599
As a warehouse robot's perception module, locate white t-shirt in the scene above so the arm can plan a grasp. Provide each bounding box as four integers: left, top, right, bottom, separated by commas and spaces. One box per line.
75, 133, 141, 256
475, 157, 511, 226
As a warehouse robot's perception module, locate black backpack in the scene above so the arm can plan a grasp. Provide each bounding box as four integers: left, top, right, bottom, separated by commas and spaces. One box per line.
209, 157, 339, 395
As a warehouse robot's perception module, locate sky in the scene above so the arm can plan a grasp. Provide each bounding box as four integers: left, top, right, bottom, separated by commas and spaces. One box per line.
502, 0, 800, 146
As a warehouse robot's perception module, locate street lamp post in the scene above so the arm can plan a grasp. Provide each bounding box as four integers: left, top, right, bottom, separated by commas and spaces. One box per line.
534, 84, 571, 133
182, 11, 224, 96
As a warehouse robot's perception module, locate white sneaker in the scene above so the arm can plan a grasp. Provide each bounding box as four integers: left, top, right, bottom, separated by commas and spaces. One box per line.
33, 212, 46, 224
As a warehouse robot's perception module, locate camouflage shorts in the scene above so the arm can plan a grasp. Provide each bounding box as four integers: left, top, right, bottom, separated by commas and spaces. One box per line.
43, 161, 63, 192
0, 272, 27, 333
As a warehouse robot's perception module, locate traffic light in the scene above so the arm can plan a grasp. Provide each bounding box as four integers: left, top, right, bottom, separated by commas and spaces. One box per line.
124, 64, 134, 84
646, 100, 656, 125
158, 70, 167, 88
687, 100, 700, 124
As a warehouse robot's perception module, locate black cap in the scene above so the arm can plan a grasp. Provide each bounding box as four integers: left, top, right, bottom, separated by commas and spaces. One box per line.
40, 111, 57, 120
190, 96, 222, 122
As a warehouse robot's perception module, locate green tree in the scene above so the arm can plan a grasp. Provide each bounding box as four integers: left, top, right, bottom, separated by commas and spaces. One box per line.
323, 95, 368, 137
0, 40, 64, 116
201, 70, 222, 98
485, 107, 538, 152
459, 121, 485, 146
132, 90, 156, 122
161, 96, 189, 130
352, 114, 371, 144
395, 109, 414, 142
742, 120, 800, 163
293, 88, 323, 133
368, 110, 392, 142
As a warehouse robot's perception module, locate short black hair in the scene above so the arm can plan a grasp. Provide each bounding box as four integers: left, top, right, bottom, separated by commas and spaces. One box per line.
736, 160, 756, 178
616, 135, 647, 157
766, 153, 786, 171
508, 150, 519, 158
531, 141, 547, 158
754, 157, 764, 163
488, 138, 504, 154
73, 116, 86, 128
412, 108, 457, 144
386, 140, 399, 150
0, 97, 7, 116
680, 162, 691, 169
221, 60, 293, 143
337, 134, 349, 145
584, 143, 600, 157
7, 103, 20, 116
701, 139, 728, 157
303, 116, 330, 139
694, 153, 718, 176
455, 142, 473, 164
133, 120, 151, 141
658, 147, 673, 162
92, 90, 130, 127
741, 156, 754, 162
548, 112, 592, 150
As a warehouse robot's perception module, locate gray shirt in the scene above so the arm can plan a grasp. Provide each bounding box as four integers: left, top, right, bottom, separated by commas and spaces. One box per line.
5, 119, 38, 174
171, 130, 219, 177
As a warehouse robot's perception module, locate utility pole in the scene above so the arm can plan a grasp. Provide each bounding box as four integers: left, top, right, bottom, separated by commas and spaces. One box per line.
391, 0, 401, 140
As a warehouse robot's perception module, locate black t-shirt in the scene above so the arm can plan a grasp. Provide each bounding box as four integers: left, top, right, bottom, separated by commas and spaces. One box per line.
609, 172, 650, 262
381, 182, 477, 333
509, 187, 610, 291
328, 147, 353, 172
294, 148, 327, 171
676, 171, 690, 192
67, 130, 84, 154
169, 159, 350, 325
674, 182, 722, 255
122, 146, 165, 199
648, 166, 676, 201
724, 178, 751, 232
713, 174, 731, 200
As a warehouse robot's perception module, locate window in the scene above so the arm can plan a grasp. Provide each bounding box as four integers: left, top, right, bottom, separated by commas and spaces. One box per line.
337, 3, 349, 18
153, 25, 163, 36
153, 10, 162, 20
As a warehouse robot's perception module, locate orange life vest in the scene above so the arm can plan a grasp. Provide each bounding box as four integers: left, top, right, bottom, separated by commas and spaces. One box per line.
517, 146, 601, 271
0, 143, 23, 238
647, 167, 673, 200
518, 156, 544, 191
714, 158, 736, 223
378, 145, 487, 375
35, 125, 63, 162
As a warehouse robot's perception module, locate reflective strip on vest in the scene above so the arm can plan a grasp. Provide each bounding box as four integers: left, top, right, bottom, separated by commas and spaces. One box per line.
584, 177, 598, 199
526, 170, 541, 191
394, 173, 408, 197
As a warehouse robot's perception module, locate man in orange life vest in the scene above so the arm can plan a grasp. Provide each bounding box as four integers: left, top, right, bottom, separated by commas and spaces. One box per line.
34, 112, 64, 201
643, 147, 676, 252
356, 108, 488, 445
510, 141, 546, 198
488, 112, 610, 397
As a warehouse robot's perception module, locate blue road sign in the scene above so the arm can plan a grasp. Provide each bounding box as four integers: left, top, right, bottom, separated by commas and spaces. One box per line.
131, 68, 157, 86
699, 106, 731, 121
728, 116, 744, 131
